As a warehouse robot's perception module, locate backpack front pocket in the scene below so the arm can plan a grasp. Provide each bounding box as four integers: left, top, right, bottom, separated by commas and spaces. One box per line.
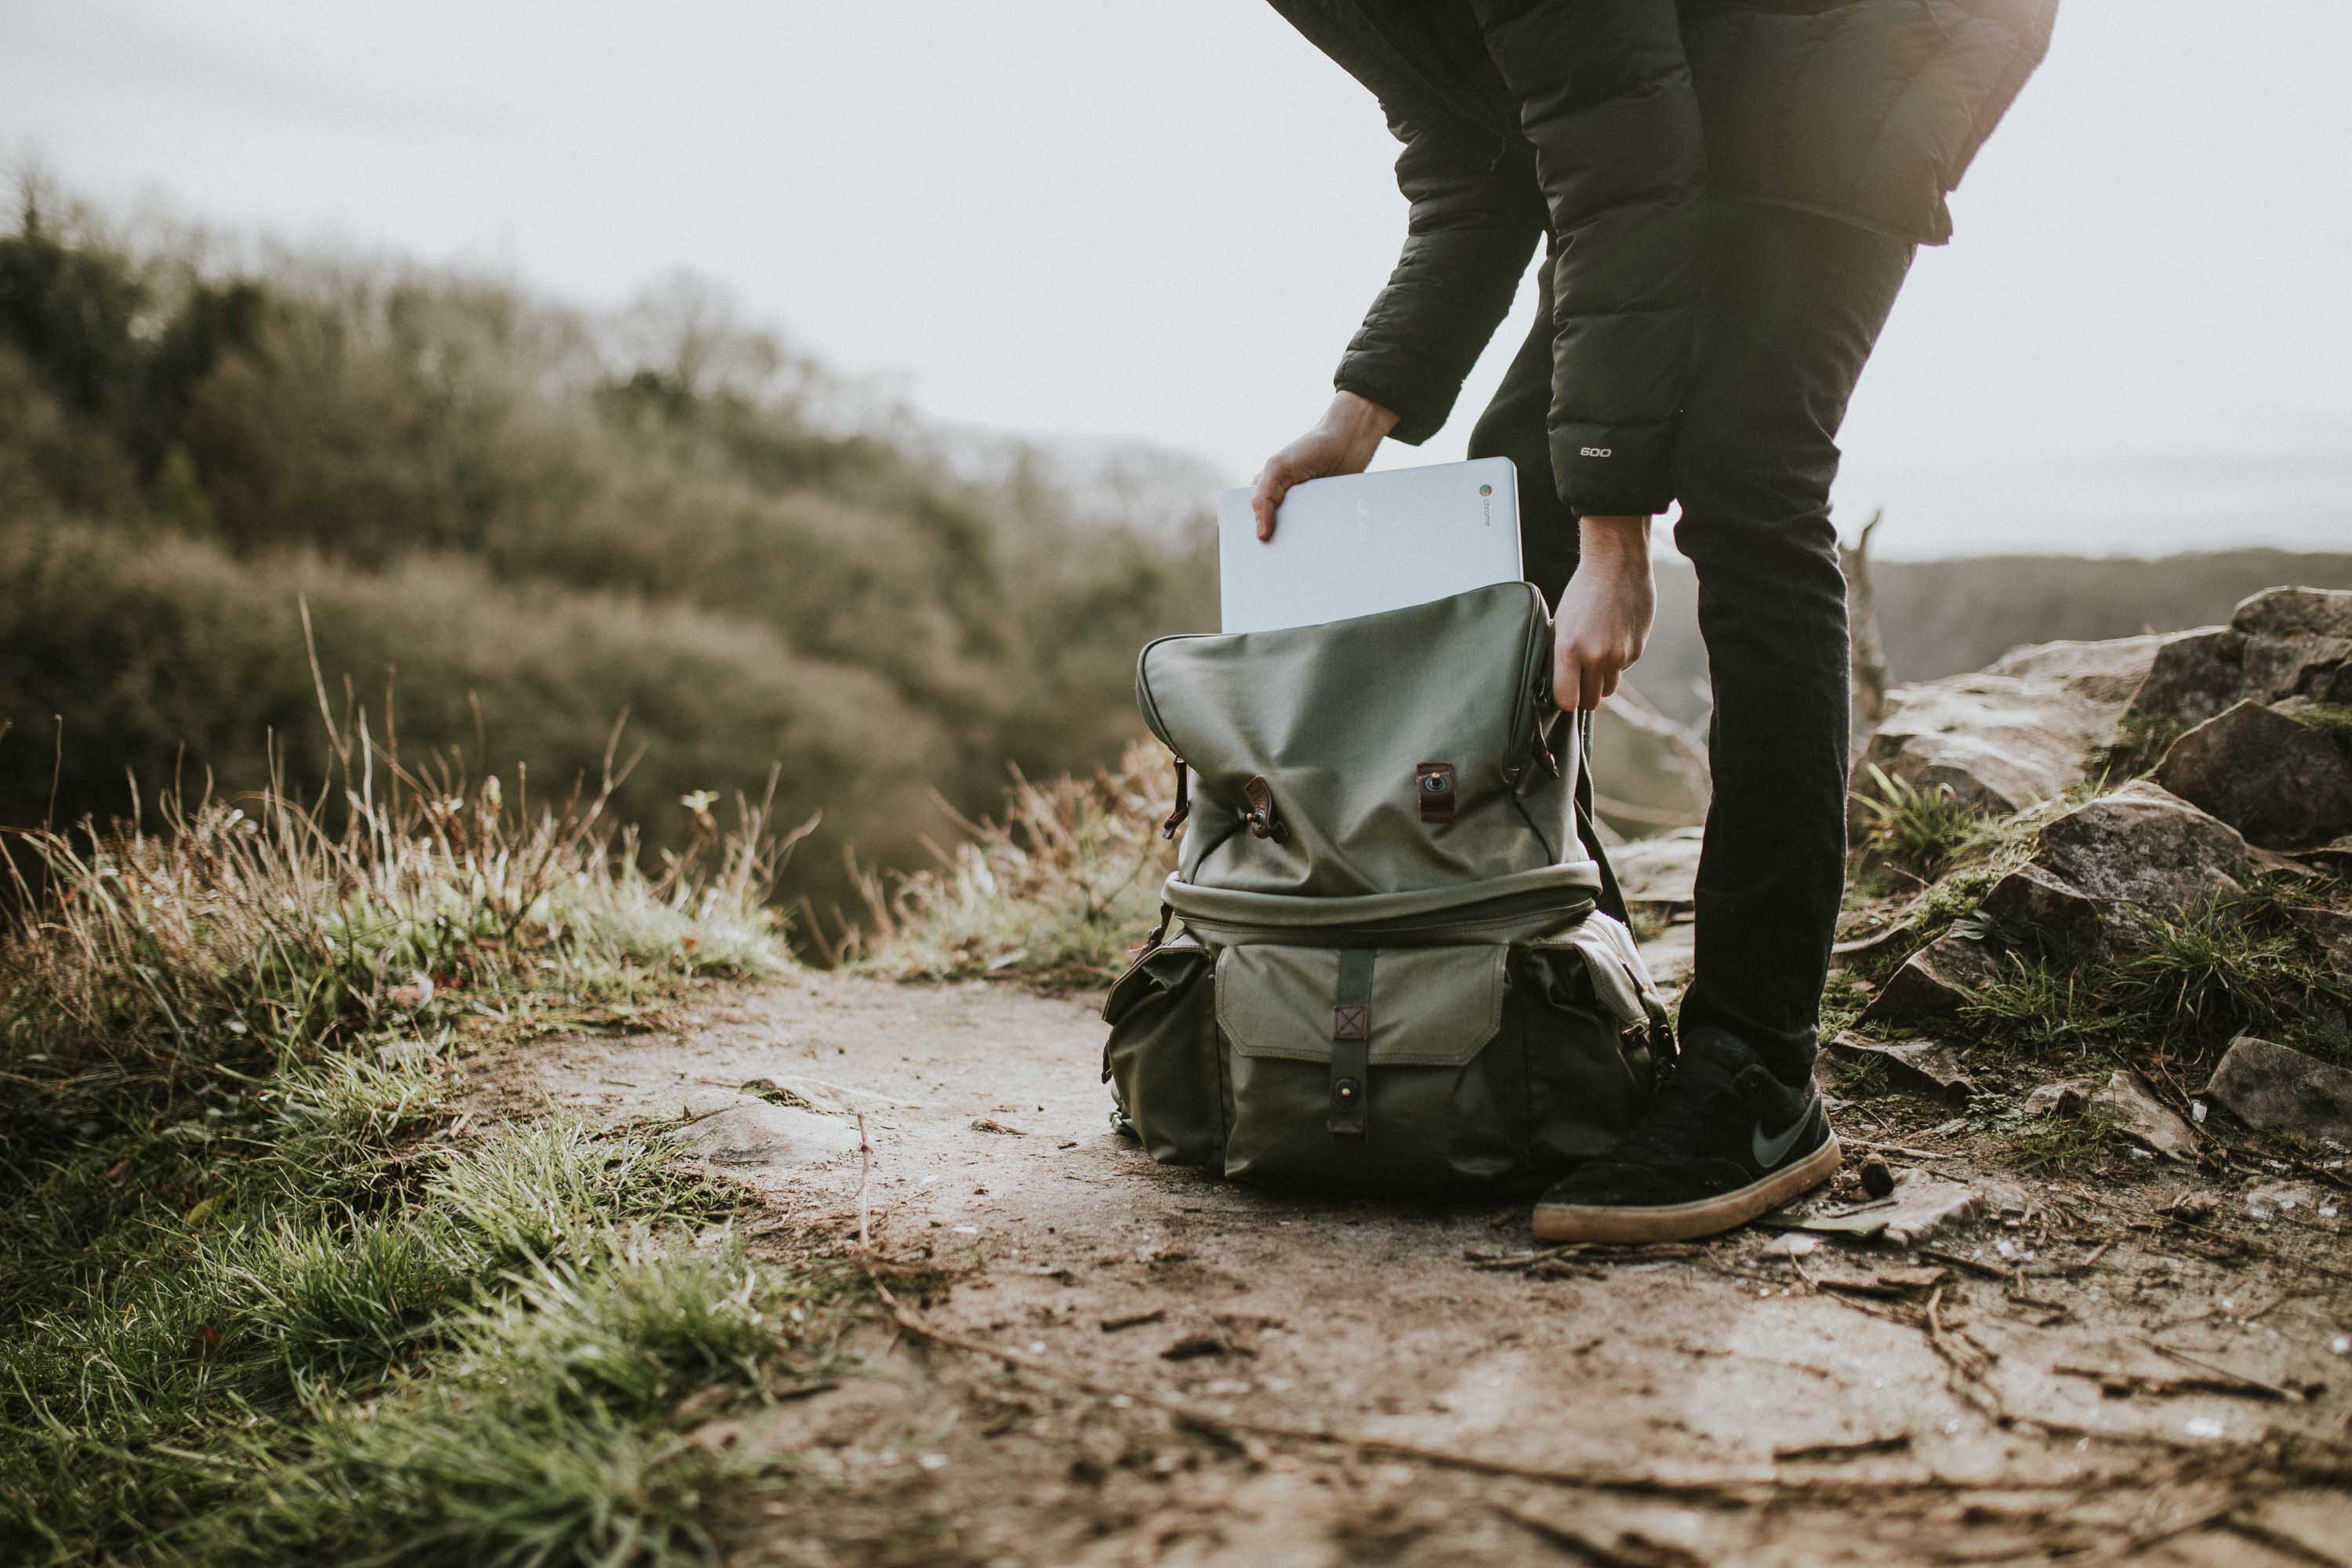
1101, 933, 1223, 1167
1215, 943, 1521, 1189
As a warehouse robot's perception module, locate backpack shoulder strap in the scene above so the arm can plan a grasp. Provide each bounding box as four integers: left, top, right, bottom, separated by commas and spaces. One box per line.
1570, 708, 1631, 926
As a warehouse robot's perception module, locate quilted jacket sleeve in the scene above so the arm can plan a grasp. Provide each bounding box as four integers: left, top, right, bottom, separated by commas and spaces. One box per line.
1332, 112, 1544, 448
1472, 0, 1709, 518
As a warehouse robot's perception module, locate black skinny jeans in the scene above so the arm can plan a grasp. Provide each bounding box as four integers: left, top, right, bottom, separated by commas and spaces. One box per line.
1472, 198, 1915, 1083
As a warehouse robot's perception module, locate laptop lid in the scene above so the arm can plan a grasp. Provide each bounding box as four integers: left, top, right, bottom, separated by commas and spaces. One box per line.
1216, 457, 1523, 634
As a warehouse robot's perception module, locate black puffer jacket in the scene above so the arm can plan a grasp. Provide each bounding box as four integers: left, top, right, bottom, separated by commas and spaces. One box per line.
1269, 0, 2057, 517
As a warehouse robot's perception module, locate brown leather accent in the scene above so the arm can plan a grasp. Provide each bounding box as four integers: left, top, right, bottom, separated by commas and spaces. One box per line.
1159, 756, 1190, 840
1530, 699, 1562, 780
1415, 761, 1457, 823
1332, 1004, 1370, 1041
1243, 775, 1288, 841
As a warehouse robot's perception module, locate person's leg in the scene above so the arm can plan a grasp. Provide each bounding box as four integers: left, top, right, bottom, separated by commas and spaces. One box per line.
1671, 201, 1915, 1085
1468, 261, 1579, 608
1531, 200, 1914, 1245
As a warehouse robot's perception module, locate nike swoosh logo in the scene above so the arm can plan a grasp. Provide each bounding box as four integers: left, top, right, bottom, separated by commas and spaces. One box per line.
1751, 1109, 1813, 1167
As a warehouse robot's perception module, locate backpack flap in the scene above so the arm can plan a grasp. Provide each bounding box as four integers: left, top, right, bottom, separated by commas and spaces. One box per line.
1136, 583, 1583, 900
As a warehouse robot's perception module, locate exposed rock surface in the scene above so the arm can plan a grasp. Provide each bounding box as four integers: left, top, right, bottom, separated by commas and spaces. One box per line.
2125, 586, 2352, 733
673, 1087, 863, 1174
1823, 1032, 1976, 1103
1611, 827, 1702, 909
1979, 862, 2101, 948
2153, 699, 2352, 849
2027, 1071, 2199, 1161
2201, 1036, 2352, 1145
1861, 931, 2001, 1022
2031, 780, 2254, 913
1850, 633, 2182, 837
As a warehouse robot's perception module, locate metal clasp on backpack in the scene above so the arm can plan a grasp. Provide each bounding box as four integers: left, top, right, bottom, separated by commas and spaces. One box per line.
1242, 775, 1288, 842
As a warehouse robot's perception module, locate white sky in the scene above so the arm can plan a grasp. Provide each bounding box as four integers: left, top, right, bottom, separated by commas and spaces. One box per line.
5, 1, 2348, 558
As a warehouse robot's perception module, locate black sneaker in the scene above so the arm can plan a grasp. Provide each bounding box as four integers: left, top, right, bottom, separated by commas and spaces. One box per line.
1531, 1028, 1841, 1243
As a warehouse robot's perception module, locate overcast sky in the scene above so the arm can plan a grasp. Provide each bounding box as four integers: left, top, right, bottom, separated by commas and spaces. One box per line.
6, 2, 2347, 558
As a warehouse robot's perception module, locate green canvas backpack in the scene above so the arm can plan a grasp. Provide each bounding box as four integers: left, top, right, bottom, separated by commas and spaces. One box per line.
1100, 581, 1668, 1192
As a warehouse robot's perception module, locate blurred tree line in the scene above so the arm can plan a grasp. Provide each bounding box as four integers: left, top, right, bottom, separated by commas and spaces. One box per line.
0, 179, 1214, 922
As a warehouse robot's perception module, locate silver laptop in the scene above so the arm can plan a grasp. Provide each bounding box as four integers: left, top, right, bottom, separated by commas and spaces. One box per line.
1216, 458, 1523, 634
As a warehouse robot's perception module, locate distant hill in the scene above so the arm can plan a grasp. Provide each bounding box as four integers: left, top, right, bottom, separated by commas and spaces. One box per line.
1633, 549, 2352, 724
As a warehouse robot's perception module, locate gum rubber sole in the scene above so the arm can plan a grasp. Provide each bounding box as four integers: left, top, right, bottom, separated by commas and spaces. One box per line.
1529, 1134, 1844, 1245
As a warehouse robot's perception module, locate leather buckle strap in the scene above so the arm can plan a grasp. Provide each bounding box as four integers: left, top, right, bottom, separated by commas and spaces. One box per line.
1243, 775, 1289, 842
1328, 948, 1374, 1138
1160, 756, 1190, 840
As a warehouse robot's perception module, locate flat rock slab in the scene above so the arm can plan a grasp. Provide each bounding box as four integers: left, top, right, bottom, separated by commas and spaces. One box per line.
2027, 1071, 2199, 1161
1824, 1032, 1976, 1103
1760, 1173, 1985, 1246
1851, 632, 2178, 836
673, 1092, 865, 1174
2201, 1036, 2352, 1145
1611, 828, 1703, 908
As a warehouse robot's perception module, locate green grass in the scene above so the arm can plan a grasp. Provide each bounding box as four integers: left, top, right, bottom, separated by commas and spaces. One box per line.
1829, 1051, 1890, 1099
0, 711, 856, 1565
2104, 709, 2189, 776
1853, 764, 1982, 879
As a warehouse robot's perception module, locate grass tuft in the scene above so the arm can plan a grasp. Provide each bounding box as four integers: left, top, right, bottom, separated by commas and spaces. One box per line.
1853, 764, 1981, 879
852, 739, 1177, 989
0, 706, 829, 1564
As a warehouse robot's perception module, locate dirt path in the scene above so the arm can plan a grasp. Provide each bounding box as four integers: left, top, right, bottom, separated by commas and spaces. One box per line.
490, 972, 2351, 1567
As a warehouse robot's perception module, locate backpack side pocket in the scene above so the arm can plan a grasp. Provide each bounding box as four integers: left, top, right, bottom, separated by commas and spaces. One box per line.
1101, 935, 1223, 1168
1517, 912, 1664, 1167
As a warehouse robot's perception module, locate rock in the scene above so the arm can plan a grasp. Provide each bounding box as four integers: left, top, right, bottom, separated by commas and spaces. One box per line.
2230, 585, 2352, 641
1852, 633, 2182, 837
2125, 586, 2352, 733
2243, 1181, 2318, 1222
1861, 931, 2002, 1022
2025, 1076, 2098, 1116
675, 1091, 862, 1173
2153, 700, 2352, 849
1612, 827, 1703, 909
2291, 906, 2352, 986
2086, 1070, 2200, 1161
1759, 1172, 1986, 1245
2201, 1036, 2352, 1145
2032, 780, 2253, 913
1979, 862, 2102, 949
1824, 1031, 1976, 1104
2027, 1070, 2201, 1160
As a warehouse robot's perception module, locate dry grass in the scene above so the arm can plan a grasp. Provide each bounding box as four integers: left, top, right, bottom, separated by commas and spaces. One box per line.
847, 739, 1178, 991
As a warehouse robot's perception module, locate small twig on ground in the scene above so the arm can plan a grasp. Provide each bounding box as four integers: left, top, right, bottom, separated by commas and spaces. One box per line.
1842, 1140, 1953, 1160
1915, 1246, 2010, 1281
854, 1111, 873, 1251
2146, 1341, 2303, 1403
1773, 1433, 1913, 1464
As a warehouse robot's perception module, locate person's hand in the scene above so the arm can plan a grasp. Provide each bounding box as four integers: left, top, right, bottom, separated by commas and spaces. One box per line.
1553, 515, 1655, 710
1248, 391, 1399, 539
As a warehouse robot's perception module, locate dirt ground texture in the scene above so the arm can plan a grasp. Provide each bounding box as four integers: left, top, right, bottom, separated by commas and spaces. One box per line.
477, 964, 2352, 1568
